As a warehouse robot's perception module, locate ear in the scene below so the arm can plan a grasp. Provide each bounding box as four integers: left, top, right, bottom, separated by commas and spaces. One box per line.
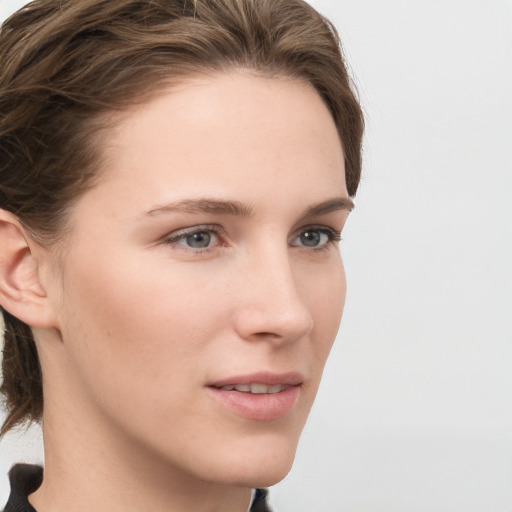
0, 209, 57, 328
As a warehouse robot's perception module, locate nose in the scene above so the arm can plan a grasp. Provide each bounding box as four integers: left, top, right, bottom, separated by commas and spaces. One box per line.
232, 245, 314, 344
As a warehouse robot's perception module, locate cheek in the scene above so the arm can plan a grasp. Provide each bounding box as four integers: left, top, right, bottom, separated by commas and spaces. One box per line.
304, 257, 346, 365
57, 252, 230, 411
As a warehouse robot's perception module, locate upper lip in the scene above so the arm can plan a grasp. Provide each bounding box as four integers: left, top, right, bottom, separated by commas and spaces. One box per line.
208, 371, 304, 388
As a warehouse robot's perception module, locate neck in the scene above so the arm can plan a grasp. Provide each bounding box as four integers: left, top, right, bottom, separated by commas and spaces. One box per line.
31, 404, 253, 512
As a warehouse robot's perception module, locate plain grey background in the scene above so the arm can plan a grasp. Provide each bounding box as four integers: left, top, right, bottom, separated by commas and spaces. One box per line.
1, 0, 511, 511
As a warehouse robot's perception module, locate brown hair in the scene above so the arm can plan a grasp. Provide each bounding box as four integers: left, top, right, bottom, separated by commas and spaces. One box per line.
0, 0, 364, 435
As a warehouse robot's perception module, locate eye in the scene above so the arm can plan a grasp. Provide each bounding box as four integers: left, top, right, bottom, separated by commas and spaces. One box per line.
164, 225, 223, 251
290, 226, 341, 249
182, 231, 214, 249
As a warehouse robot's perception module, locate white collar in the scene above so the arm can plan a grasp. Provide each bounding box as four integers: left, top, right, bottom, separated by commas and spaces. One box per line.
247, 489, 256, 512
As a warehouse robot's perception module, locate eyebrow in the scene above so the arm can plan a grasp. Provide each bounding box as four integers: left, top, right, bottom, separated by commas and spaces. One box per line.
147, 198, 254, 217
146, 196, 354, 218
301, 197, 354, 217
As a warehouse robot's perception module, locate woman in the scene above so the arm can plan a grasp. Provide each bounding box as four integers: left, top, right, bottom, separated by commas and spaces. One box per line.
0, 0, 363, 510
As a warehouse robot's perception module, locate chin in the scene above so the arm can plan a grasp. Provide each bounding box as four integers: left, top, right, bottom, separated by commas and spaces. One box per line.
219, 458, 295, 489
203, 431, 301, 488
243, 462, 295, 488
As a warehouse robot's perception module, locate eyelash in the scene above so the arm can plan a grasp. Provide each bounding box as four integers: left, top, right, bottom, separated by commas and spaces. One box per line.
163, 224, 225, 253
163, 224, 342, 253
290, 225, 342, 252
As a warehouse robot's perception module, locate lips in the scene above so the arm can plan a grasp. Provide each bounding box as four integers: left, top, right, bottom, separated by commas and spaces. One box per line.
206, 372, 303, 421
208, 371, 304, 389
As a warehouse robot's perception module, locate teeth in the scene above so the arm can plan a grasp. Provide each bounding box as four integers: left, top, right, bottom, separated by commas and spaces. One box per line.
219, 383, 288, 394
250, 383, 268, 394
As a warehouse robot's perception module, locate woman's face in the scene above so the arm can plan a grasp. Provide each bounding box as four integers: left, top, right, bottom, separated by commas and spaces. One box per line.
43, 72, 351, 488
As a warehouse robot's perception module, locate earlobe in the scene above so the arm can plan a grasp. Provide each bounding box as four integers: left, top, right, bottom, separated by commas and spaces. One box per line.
0, 209, 55, 328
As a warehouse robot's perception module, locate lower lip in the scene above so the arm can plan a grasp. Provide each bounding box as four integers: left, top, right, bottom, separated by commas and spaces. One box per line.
206, 386, 301, 421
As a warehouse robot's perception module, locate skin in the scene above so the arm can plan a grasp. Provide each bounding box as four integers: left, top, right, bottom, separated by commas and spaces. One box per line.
6, 72, 351, 512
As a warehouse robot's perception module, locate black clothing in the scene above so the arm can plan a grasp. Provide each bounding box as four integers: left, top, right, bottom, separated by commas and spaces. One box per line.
3, 464, 271, 512
2, 465, 40, 512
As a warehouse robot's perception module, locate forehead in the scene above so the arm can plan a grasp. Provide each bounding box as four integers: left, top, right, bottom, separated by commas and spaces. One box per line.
72, 72, 347, 224
104, 72, 343, 166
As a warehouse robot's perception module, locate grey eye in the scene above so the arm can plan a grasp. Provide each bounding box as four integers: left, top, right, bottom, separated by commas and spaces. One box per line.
184, 232, 212, 248
165, 225, 223, 252
291, 228, 333, 248
299, 230, 322, 247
